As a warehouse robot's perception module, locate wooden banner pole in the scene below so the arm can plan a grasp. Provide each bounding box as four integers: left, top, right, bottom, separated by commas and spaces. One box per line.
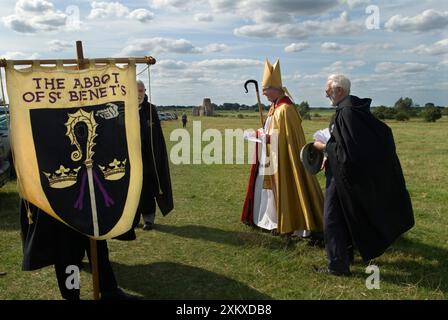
75, 40, 100, 301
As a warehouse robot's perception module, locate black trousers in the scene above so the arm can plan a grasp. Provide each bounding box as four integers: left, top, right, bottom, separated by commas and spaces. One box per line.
324, 168, 353, 273
139, 173, 156, 225
54, 239, 117, 300
20, 201, 118, 300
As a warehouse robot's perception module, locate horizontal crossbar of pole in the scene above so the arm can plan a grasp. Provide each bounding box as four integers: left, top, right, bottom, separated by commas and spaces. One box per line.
0, 56, 156, 68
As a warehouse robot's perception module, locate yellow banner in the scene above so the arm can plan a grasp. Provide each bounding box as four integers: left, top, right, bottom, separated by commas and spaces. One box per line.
6, 61, 142, 239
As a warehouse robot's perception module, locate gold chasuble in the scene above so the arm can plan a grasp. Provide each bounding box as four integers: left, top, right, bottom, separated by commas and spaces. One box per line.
268, 97, 323, 233
241, 59, 323, 234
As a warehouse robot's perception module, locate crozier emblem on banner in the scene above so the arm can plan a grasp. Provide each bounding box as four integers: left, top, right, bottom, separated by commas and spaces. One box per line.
6, 61, 143, 239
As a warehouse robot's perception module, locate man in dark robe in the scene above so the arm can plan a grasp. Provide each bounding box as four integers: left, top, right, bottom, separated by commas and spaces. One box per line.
182, 112, 187, 128
20, 201, 138, 300
313, 74, 414, 276
136, 80, 173, 230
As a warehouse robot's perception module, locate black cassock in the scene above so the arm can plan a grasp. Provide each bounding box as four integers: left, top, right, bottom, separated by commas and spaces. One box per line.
326, 95, 414, 261
20, 202, 119, 299
139, 95, 173, 216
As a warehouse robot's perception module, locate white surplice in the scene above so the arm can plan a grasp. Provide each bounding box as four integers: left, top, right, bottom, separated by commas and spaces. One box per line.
252, 115, 277, 230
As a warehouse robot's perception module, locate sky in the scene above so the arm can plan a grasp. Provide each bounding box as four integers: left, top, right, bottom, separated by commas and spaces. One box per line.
0, 0, 447, 107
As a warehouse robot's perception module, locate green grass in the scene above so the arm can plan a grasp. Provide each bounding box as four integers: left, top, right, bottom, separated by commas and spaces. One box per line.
1, 115, 447, 300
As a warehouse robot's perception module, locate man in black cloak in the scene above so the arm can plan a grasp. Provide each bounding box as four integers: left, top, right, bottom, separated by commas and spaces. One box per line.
313, 74, 414, 276
20, 200, 137, 300
136, 80, 173, 230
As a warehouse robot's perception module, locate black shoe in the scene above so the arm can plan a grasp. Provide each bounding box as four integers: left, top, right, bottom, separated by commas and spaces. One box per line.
310, 232, 324, 241
308, 232, 325, 246
313, 265, 352, 277
143, 223, 153, 230
101, 288, 142, 300
0, 272, 6, 276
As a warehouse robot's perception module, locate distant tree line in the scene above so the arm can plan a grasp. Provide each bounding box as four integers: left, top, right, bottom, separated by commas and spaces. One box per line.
158, 97, 447, 123
372, 97, 445, 123
158, 103, 270, 111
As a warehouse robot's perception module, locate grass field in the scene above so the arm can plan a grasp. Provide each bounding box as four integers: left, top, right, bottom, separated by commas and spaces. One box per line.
0, 113, 447, 300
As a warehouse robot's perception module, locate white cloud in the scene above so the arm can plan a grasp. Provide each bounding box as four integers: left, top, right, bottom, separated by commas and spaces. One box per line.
234, 23, 283, 38
121, 38, 203, 55
48, 40, 72, 52
157, 59, 189, 69
207, 0, 236, 12
151, 0, 195, 9
343, 0, 370, 9
282, 73, 302, 81
17, 0, 54, 12
284, 42, 310, 53
385, 9, 448, 33
121, 38, 229, 55
209, 0, 339, 16
354, 43, 393, 55
375, 62, 430, 73
88, 1, 129, 19
3, 16, 37, 33
194, 59, 261, 69
324, 42, 394, 57
129, 9, 155, 22
235, 11, 362, 39
155, 58, 261, 73
324, 60, 366, 73
321, 42, 349, 53
301, 11, 362, 35
194, 13, 214, 22
252, 9, 290, 24
318, 42, 393, 55
302, 73, 325, 81
2, 0, 67, 33
203, 43, 228, 53
410, 39, 448, 56
34, 11, 67, 27
1, 51, 40, 59
88, 2, 154, 23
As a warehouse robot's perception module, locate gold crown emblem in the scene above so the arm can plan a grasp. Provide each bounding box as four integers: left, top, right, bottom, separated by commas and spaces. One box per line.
99, 158, 127, 181
43, 165, 81, 189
